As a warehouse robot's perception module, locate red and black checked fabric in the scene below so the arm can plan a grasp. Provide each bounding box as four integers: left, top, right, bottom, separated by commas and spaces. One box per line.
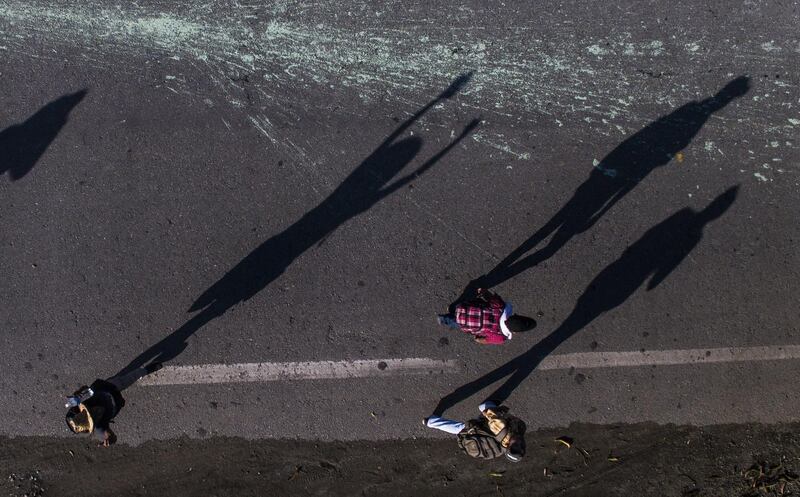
455, 294, 506, 336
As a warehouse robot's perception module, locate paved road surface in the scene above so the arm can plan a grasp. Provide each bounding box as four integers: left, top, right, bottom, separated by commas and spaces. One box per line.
1, 0, 798, 443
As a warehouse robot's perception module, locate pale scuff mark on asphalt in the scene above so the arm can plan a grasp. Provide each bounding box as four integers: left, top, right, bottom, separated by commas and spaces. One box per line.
471, 132, 531, 160
0, 0, 778, 123
247, 115, 280, 147
0, 0, 796, 184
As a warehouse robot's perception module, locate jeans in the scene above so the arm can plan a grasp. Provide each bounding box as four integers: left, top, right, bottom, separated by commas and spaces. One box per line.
426, 401, 497, 434
438, 313, 460, 330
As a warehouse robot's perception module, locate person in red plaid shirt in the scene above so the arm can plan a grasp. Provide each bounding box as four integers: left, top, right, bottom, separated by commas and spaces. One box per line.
438, 289, 536, 344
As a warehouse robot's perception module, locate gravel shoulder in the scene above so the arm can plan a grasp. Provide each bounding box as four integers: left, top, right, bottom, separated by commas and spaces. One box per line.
4, 422, 800, 496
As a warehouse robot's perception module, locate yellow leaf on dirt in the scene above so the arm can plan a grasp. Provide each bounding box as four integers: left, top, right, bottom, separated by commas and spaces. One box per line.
555, 436, 573, 448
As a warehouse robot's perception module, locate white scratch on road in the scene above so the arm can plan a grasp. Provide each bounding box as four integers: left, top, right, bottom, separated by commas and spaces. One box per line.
137, 358, 459, 386
754, 172, 770, 182
247, 115, 280, 147
538, 345, 800, 371
403, 194, 500, 262
471, 133, 531, 160
1, 1, 796, 181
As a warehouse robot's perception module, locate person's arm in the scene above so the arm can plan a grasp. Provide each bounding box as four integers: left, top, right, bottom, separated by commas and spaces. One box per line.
90, 404, 115, 447
488, 294, 506, 310
476, 288, 493, 301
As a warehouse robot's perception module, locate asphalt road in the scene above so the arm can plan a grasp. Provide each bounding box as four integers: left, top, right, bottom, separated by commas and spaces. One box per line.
1, 0, 798, 444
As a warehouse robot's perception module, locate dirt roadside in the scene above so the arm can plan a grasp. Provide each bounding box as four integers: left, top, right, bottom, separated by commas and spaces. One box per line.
3, 422, 800, 497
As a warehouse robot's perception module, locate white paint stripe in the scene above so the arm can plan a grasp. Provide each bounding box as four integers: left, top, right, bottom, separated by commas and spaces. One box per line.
136, 345, 800, 386
537, 345, 800, 370
137, 358, 459, 386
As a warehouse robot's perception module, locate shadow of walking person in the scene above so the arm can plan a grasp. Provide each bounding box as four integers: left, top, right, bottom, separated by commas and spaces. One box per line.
453, 77, 749, 305
433, 185, 739, 415
115, 74, 481, 376
0, 89, 87, 180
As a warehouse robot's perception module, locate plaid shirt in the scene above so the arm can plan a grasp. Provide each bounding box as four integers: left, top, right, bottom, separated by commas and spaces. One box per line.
455, 293, 507, 344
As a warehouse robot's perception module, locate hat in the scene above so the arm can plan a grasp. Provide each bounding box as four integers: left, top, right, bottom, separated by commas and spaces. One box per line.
505, 315, 537, 333
65, 404, 94, 434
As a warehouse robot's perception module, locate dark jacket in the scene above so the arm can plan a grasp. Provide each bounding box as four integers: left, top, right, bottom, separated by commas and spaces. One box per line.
84, 379, 125, 439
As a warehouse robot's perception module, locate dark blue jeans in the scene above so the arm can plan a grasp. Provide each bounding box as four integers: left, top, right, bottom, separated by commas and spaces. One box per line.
438, 313, 460, 329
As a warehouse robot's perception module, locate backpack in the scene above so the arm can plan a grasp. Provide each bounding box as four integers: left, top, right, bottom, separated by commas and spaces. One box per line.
457, 420, 508, 459
455, 294, 505, 334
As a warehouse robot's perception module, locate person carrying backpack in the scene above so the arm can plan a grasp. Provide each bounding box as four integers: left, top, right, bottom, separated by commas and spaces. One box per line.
424, 402, 526, 462
438, 288, 536, 344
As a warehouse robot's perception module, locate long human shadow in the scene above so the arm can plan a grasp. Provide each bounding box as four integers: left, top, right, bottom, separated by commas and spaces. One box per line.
115, 74, 480, 376
0, 90, 87, 180
452, 77, 750, 307
433, 186, 739, 415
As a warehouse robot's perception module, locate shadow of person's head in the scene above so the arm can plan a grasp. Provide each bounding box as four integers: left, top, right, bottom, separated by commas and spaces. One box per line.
1, 89, 88, 180
697, 185, 739, 224
715, 76, 750, 100
706, 76, 750, 111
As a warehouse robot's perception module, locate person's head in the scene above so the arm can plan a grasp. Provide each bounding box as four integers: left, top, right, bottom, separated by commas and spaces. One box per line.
505, 436, 526, 462
65, 405, 94, 434
505, 314, 536, 333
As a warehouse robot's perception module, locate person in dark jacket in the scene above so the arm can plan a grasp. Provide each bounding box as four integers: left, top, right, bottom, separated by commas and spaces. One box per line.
65, 363, 161, 446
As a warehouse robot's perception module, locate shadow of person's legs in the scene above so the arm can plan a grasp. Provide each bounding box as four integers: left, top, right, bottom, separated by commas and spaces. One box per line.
113, 75, 480, 377
435, 186, 739, 415
450, 77, 750, 308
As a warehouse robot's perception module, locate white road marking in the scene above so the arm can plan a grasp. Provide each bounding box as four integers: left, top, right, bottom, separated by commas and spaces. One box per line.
137, 358, 459, 386
137, 345, 800, 386
537, 345, 800, 370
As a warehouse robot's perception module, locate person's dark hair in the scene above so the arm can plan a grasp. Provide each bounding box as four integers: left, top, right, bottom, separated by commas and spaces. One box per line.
505, 314, 536, 333
504, 416, 527, 462
505, 437, 526, 462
